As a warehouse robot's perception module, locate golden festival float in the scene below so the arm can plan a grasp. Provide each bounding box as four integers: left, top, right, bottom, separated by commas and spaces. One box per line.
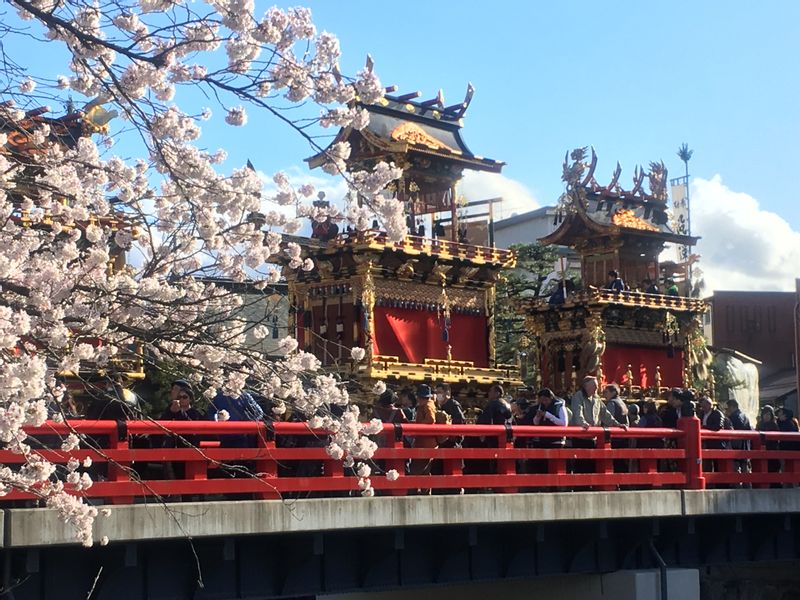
520, 148, 712, 400
282, 85, 522, 407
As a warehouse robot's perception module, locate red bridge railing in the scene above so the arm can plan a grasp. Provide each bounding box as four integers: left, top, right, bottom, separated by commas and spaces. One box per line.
2, 418, 799, 505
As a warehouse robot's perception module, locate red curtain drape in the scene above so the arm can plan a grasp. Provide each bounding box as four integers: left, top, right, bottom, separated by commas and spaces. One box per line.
371, 307, 488, 367
601, 345, 684, 388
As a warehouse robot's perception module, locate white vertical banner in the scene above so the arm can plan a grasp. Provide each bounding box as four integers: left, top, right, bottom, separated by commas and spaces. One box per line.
670, 180, 689, 262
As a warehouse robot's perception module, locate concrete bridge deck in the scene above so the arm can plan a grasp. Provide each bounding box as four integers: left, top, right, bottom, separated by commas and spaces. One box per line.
6, 488, 800, 548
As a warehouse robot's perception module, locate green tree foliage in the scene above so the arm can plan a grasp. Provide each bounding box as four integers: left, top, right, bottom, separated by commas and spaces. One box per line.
495, 243, 560, 373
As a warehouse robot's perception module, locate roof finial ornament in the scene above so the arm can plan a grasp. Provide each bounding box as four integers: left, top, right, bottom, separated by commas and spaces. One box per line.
560, 146, 593, 215
647, 160, 668, 202
562, 146, 589, 191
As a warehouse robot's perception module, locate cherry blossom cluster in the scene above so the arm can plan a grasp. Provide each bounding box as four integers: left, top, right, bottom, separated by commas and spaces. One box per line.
0, 0, 406, 547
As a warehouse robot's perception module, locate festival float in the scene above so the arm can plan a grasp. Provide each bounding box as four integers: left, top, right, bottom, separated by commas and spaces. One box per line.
283, 86, 522, 405
0, 101, 144, 385
520, 148, 712, 399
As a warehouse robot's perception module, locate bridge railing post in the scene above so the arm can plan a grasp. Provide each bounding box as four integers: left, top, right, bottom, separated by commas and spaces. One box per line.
497, 425, 517, 493
597, 429, 614, 492
254, 422, 279, 500
108, 420, 134, 505
678, 416, 705, 490
751, 433, 767, 489
386, 424, 407, 497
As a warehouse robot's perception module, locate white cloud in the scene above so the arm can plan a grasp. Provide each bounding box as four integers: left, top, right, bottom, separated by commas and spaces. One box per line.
459, 171, 540, 220
692, 175, 800, 293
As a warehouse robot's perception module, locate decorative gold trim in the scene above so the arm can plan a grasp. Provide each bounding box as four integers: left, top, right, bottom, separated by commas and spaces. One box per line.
390, 121, 454, 151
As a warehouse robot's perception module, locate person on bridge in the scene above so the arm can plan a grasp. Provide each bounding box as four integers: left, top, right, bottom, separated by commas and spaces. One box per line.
373, 389, 408, 425
602, 384, 629, 427
208, 390, 264, 449
430, 383, 466, 488
532, 388, 567, 447
776, 407, 800, 454
411, 384, 437, 478
435, 383, 465, 448
724, 399, 753, 479
660, 389, 683, 429
570, 376, 625, 476
398, 388, 416, 422
570, 376, 625, 430
699, 395, 729, 478
464, 385, 511, 478
757, 405, 781, 478
602, 383, 630, 470
161, 382, 203, 422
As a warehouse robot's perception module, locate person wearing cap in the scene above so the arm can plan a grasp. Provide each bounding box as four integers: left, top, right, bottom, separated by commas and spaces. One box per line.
411, 384, 437, 477
162, 384, 203, 422
373, 389, 408, 425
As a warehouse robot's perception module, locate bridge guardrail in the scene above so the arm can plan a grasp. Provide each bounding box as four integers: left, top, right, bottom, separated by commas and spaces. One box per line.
2, 418, 798, 504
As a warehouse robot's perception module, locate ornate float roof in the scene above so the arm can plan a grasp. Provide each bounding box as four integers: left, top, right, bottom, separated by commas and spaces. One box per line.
306, 84, 504, 173
0, 100, 116, 158
278, 231, 516, 287
540, 147, 700, 247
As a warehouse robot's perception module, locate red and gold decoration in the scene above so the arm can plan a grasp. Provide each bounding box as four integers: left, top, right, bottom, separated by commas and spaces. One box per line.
522, 149, 709, 399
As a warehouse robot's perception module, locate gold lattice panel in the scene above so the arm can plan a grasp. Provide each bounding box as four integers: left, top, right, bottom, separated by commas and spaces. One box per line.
374, 279, 484, 310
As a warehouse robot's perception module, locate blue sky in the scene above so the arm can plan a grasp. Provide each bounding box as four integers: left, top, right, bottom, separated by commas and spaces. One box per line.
301, 1, 800, 225
4, 1, 799, 290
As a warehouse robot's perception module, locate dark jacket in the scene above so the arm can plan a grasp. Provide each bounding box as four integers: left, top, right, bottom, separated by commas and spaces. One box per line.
440, 397, 466, 425
660, 405, 679, 429
373, 403, 408, 424
701, 408, 728, 450
159, 406, 203, 447
607, 278, 625, 292
778, 410, 800, 451
477, 399, 512, 425
438, 397, 466, 448
605, 397, 629, 426
208, 391, 264, 448
533, 398, 567, 447
727, 408, 752, 450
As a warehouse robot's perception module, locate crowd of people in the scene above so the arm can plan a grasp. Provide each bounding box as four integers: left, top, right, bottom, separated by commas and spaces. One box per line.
373, 375, 800, 485
42, 374, 800, 494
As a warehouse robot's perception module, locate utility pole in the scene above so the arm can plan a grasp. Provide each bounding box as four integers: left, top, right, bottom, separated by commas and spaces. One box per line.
677, 143, 694, 284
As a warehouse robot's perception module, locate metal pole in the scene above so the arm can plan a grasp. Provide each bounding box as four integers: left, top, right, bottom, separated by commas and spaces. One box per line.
489, 197, 496, 247
795, 278, 800, 413
685, 159, 692, 285
649, 538, 669, 600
